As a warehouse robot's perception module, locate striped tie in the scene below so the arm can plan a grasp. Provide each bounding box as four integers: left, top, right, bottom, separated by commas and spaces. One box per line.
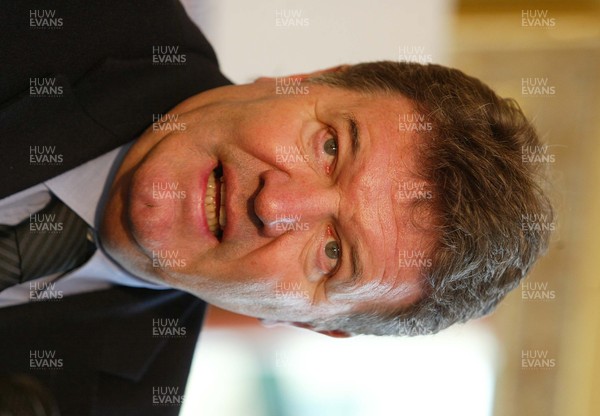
0, 225, 21, 287
0, 196, 95, 291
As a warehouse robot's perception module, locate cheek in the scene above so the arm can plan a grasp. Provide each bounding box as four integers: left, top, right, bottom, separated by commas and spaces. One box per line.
230, 238, 309, 286
234, 103, 305, 151
245, 244, 302, 280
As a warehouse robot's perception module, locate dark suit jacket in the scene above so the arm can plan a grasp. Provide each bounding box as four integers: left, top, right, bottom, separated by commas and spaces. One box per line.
0, 1, 231, 414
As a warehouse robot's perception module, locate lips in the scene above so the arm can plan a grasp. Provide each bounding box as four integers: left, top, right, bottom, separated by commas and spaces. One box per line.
205, 163, 227, 239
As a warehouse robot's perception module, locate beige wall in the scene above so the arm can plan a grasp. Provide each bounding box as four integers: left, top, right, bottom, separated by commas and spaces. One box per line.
452, 5, 600, 416
181, 0, 454, 82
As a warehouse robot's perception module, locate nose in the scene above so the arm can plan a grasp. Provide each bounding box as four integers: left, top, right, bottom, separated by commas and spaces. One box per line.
254, 169, 338, 237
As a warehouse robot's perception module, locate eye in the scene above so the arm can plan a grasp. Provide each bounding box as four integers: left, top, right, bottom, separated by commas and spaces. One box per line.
323, 137, 338, 156
316, 129, 339, 174
322, 226, 342, 274
325, 241, 340, 260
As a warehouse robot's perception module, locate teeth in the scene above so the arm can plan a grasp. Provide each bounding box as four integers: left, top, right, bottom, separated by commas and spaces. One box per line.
205, 170, 226, 237
219, 180, 227, 229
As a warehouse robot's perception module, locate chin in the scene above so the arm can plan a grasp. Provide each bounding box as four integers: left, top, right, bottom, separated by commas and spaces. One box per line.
105, 236, 175, 286
99, 181, 161, 285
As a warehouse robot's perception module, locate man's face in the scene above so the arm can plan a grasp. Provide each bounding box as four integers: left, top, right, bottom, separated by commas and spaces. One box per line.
101, 72, 432, 328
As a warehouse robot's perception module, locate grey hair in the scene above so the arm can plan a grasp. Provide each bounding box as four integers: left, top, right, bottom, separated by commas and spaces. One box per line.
306, 61, 554, 336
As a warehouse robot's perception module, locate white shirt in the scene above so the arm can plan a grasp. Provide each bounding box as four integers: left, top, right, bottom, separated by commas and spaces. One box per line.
0, 144, 168, 308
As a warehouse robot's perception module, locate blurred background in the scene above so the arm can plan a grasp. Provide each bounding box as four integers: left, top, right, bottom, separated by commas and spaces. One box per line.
178, 0, 600, 415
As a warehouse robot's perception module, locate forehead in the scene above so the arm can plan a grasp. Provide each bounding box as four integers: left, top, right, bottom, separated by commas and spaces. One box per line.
320, 88, 433, 306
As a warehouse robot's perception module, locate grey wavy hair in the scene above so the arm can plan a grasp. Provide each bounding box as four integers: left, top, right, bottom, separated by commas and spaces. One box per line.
306, 61, 554, 336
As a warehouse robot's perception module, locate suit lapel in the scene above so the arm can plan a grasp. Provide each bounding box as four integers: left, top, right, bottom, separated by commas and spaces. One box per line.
0, 75, 122, 198
0, 53, 231, 199
90, 286, 206, 382
0, 286, 205, 382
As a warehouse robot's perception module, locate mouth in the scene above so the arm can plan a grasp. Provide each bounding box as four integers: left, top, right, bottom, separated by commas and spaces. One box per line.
205, 163, 227, 240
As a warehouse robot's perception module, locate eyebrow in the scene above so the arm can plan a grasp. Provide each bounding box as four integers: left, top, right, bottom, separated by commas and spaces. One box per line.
349, 244, 364, 286
344, 113, 360, 159
340, 113, 363, 287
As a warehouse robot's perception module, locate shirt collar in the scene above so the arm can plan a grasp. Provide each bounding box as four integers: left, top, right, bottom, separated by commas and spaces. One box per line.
45, 143, 132, 228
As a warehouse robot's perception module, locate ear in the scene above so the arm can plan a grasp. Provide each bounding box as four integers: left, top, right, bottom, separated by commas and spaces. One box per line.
254, 64, 350, 84
258, 319, 352, 338
312, 328, 353, 338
